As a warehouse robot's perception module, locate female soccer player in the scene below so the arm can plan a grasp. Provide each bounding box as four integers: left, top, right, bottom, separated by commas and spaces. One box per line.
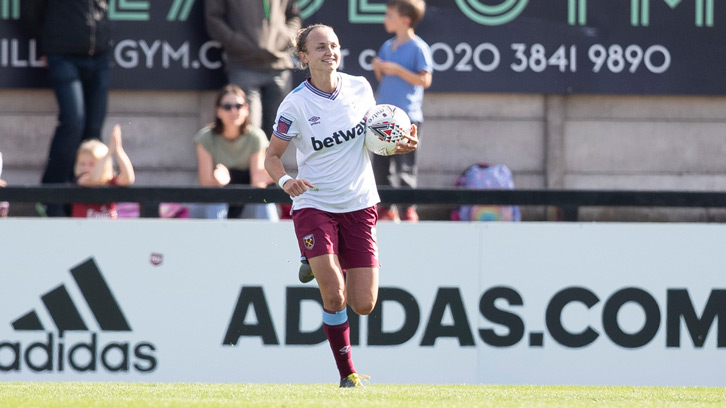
264, 24, 418, 387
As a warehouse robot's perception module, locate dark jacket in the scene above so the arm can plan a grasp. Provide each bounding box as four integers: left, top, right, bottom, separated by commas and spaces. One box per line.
21, 0, 112, 56
205, 0, 301, 72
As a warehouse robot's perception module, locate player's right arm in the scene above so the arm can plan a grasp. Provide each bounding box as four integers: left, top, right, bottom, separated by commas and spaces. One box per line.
265, 136, 314, 197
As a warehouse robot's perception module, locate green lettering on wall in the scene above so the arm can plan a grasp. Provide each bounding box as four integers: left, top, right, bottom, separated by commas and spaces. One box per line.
109, 0, 150, 21
349, 0, 386, 24
167, 0, 195, 21
632, 0, 714, 27
0, 0, 19, 20
568, 0, 587, 25
455, 0, 529, 26
299, 0, 325, 20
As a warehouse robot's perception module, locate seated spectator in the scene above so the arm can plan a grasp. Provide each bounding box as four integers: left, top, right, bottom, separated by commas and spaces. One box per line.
72, 124, 135, 219
0, 180, 7, 217
0, 152, 8, 216
192, 84, 277, 220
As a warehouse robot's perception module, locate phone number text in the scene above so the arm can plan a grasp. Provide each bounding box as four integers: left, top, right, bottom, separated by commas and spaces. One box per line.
358, 43, 671, 74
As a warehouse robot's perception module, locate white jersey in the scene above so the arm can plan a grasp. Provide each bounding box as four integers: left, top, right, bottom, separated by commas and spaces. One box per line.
273, 73, 379, 213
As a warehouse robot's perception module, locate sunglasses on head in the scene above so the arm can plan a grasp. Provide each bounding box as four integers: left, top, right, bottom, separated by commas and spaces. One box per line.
220, 103, 245, 111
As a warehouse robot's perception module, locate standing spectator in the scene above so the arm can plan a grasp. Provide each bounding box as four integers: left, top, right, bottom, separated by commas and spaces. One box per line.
205, 0, 302, 138
372, 0, 432, 222
72, 124, 134, 219
265, 24, 418, 388
21, 0, 113, 217
193, 84, 277, 219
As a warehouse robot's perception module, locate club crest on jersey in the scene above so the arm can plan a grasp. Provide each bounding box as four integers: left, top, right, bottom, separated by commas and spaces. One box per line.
303, 234, 315, 250
277, 116, 292, 134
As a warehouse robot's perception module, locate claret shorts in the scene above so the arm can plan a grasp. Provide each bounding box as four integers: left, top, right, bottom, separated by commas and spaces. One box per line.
292, 206, 379, 269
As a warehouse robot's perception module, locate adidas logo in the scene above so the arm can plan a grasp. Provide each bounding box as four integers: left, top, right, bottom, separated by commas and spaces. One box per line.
1, 257, 157, 373
13, 257, 131, 333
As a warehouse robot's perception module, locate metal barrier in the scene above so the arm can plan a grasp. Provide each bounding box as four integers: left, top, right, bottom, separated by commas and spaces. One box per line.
3, 185, 726, 221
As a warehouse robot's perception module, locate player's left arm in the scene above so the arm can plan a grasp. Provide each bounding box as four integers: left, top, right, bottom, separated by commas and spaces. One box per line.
250, 150, 273, 188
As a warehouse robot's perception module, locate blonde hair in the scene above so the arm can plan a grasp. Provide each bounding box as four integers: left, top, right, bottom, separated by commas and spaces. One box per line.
76, 139, 113, 181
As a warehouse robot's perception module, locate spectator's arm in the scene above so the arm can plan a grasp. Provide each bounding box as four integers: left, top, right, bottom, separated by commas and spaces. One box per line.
283, 1, 302, 47
78, 152, 113, 187
372, 57, 384, 83
204, 0, 259, 54
111, 125, 135, 186
375, 59, 432, 88
196, 144, 219, 186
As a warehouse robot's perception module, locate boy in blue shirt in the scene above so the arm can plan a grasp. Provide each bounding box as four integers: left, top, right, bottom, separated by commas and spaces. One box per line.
372, 0, 433, 222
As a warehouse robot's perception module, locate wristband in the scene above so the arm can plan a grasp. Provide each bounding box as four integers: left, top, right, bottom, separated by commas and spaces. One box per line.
278, 174, 293, 189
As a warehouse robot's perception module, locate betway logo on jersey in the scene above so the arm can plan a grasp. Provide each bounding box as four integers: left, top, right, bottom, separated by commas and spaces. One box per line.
0, 258, 157, 373
222, 286, 725, 350
311, 119, 366, 151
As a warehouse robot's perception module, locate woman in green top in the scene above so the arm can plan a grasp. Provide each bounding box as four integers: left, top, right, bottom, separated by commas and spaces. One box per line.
194, 84, 275, 219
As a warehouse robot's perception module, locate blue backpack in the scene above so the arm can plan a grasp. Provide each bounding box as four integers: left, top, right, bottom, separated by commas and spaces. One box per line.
451, 163, 521, 221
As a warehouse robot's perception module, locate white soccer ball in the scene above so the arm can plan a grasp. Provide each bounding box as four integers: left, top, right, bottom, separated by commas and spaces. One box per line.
364, 104, 411, 156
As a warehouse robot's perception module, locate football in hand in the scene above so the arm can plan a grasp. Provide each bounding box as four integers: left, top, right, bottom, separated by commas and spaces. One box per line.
364, 104, 411, 156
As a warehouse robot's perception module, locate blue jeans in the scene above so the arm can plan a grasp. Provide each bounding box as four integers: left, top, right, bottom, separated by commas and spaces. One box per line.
227, 68, 291, 138
41, 54, 110, 216
42, 53, 111, 185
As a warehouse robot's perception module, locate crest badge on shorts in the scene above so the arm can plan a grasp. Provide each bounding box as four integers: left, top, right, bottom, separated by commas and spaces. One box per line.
303, 234, 315, 250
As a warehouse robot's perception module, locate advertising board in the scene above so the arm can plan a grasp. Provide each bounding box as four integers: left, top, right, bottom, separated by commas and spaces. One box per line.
1, 220, 723, 385
0, 0, 724, 93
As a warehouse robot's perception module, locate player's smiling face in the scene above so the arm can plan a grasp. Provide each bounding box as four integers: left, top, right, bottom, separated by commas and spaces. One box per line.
301, 27, 341, 73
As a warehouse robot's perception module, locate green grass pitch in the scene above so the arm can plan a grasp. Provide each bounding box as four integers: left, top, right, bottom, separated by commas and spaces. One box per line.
0, 382, 724, 408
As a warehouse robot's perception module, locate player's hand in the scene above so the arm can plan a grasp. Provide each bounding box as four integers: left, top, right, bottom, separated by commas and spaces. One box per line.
394, 124, 418, 154
282, 178, 315, 197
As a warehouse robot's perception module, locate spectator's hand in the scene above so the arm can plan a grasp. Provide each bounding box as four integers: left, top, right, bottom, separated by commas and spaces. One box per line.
394, 124, 418, 154
213, 163, 231, 186
372, 57, 400, 76
0, 178, 6, 187
110, 124, 123, 154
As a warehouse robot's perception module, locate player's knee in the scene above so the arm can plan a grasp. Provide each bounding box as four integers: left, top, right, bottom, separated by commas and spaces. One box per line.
322, 291, 346, 311
350, 299, 376, 315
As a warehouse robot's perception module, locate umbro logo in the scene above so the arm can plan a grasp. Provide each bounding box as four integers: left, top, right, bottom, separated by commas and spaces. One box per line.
12, 257, 131, 334
308, 116, 321, 125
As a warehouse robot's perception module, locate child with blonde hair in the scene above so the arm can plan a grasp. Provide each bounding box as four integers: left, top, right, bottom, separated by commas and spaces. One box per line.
72, 124, 135, 218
